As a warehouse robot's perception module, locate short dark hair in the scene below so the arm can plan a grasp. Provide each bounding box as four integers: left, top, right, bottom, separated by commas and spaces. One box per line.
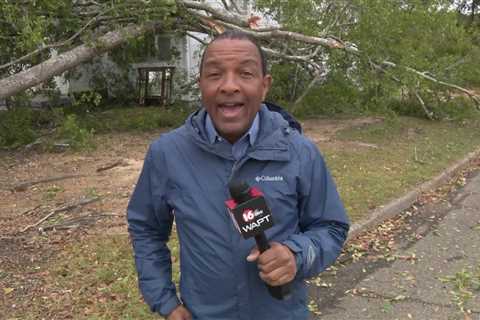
199, 30, 268, 76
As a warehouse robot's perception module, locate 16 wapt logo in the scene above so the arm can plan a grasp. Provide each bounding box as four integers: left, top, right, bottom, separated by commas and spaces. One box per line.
230, 197, 274, 239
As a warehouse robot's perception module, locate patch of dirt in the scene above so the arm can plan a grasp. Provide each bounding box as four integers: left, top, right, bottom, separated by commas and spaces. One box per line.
301, 116, 384, 149
0, 118, 382, 317
0, 130, 162, 316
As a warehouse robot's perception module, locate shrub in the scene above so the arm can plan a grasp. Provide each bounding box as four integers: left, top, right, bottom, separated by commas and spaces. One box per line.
0, 108, 36, 148
66, 91, 104, 115
57, 114, 95, 150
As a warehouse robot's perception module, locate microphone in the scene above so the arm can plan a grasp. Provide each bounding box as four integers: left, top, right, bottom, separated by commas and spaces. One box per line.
226, 180, 292, 300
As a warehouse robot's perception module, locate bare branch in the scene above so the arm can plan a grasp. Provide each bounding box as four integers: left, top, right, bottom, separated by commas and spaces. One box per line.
40, 213, 121, 232
19, 205, 42, 216
12, 174, 85, 192
186, 8, 349, 51
368, 58, 402, 83
180, 0, 249, 27
262, 47, 322, 71
291, 72, 324, 112
414, 89, 434, 120
21, 197, 101, 233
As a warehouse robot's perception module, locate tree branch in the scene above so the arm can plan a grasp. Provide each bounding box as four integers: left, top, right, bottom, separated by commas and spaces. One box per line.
0, 8, 110, 71
180, 0, 478, 110
179, 0, 249, 27
21, 197, 101, 233
291, 72, 324, 112
414, 89, 434, 120
186, 8, 350, 51
262, 47, 322, 71
0, 22, 157, 99
382, 61, 480, 108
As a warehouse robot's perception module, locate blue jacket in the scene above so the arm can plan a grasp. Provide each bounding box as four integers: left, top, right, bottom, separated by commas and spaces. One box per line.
127, 105, 349, 319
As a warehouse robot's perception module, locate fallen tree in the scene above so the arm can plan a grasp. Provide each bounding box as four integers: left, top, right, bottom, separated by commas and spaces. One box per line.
0, 0, 479, 115
0, 23, 156, 99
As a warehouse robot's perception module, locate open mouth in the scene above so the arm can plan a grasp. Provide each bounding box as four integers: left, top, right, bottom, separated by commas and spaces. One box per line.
218, 102, 244, 117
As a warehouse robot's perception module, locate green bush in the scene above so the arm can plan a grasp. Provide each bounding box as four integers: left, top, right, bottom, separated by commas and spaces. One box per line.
34, 107, 65, 128
0, 103, 191, 149
57, 114, 95, 150
0, 108, 36, 148
68, 91, 104, 115
435, 96, 480, 121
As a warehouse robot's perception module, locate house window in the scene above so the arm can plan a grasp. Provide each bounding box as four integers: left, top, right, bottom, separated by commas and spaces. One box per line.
137, 66, 175, 106
156, 35, 172, 61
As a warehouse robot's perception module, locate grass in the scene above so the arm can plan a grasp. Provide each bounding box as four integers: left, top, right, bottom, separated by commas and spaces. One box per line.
11, 112, 480, 319
321, 116, 480, 221
43, 185, 65, 200
78, 106, 192, 134
439, 264, 480, 314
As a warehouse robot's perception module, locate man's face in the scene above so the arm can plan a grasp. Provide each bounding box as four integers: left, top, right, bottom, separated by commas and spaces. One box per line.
199, 38, 272, 143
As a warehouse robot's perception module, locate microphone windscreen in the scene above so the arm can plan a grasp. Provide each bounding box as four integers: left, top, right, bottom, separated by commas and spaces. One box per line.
228, 180, 251, 203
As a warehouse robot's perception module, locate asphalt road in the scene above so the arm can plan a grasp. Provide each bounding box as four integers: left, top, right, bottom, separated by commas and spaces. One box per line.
309, 171, 480, 320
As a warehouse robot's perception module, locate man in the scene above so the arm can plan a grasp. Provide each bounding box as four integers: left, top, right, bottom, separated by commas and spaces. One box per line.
127, 31, 349, 320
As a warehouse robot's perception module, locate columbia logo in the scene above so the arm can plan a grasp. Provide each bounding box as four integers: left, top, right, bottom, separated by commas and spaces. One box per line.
255, 175, 284, 182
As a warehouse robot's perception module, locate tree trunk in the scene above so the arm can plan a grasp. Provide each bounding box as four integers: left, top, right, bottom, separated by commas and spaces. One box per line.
0, 23, 156, 99
291, 72, 323, 112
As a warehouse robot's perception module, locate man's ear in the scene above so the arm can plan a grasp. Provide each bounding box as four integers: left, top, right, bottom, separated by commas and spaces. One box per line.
262, 74, 273, 100
197, 74, 203, 90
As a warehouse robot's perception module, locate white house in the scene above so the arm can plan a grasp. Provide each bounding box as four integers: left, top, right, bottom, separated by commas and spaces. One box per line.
52, 32, 205, 105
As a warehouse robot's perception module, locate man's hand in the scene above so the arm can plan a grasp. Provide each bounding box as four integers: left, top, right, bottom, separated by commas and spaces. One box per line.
246, 242, 297, 286
167, 304, 192, 320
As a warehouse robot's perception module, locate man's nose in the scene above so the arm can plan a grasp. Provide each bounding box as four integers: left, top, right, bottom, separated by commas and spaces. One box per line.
219, 74, 240, 94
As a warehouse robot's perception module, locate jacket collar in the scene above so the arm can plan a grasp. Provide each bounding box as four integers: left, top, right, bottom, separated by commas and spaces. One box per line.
185, 105, 292, 162
205, 112, 259, 147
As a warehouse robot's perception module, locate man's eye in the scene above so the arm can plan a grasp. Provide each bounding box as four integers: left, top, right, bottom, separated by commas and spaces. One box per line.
207, 73, 220, 78
241, 71, 253, 78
